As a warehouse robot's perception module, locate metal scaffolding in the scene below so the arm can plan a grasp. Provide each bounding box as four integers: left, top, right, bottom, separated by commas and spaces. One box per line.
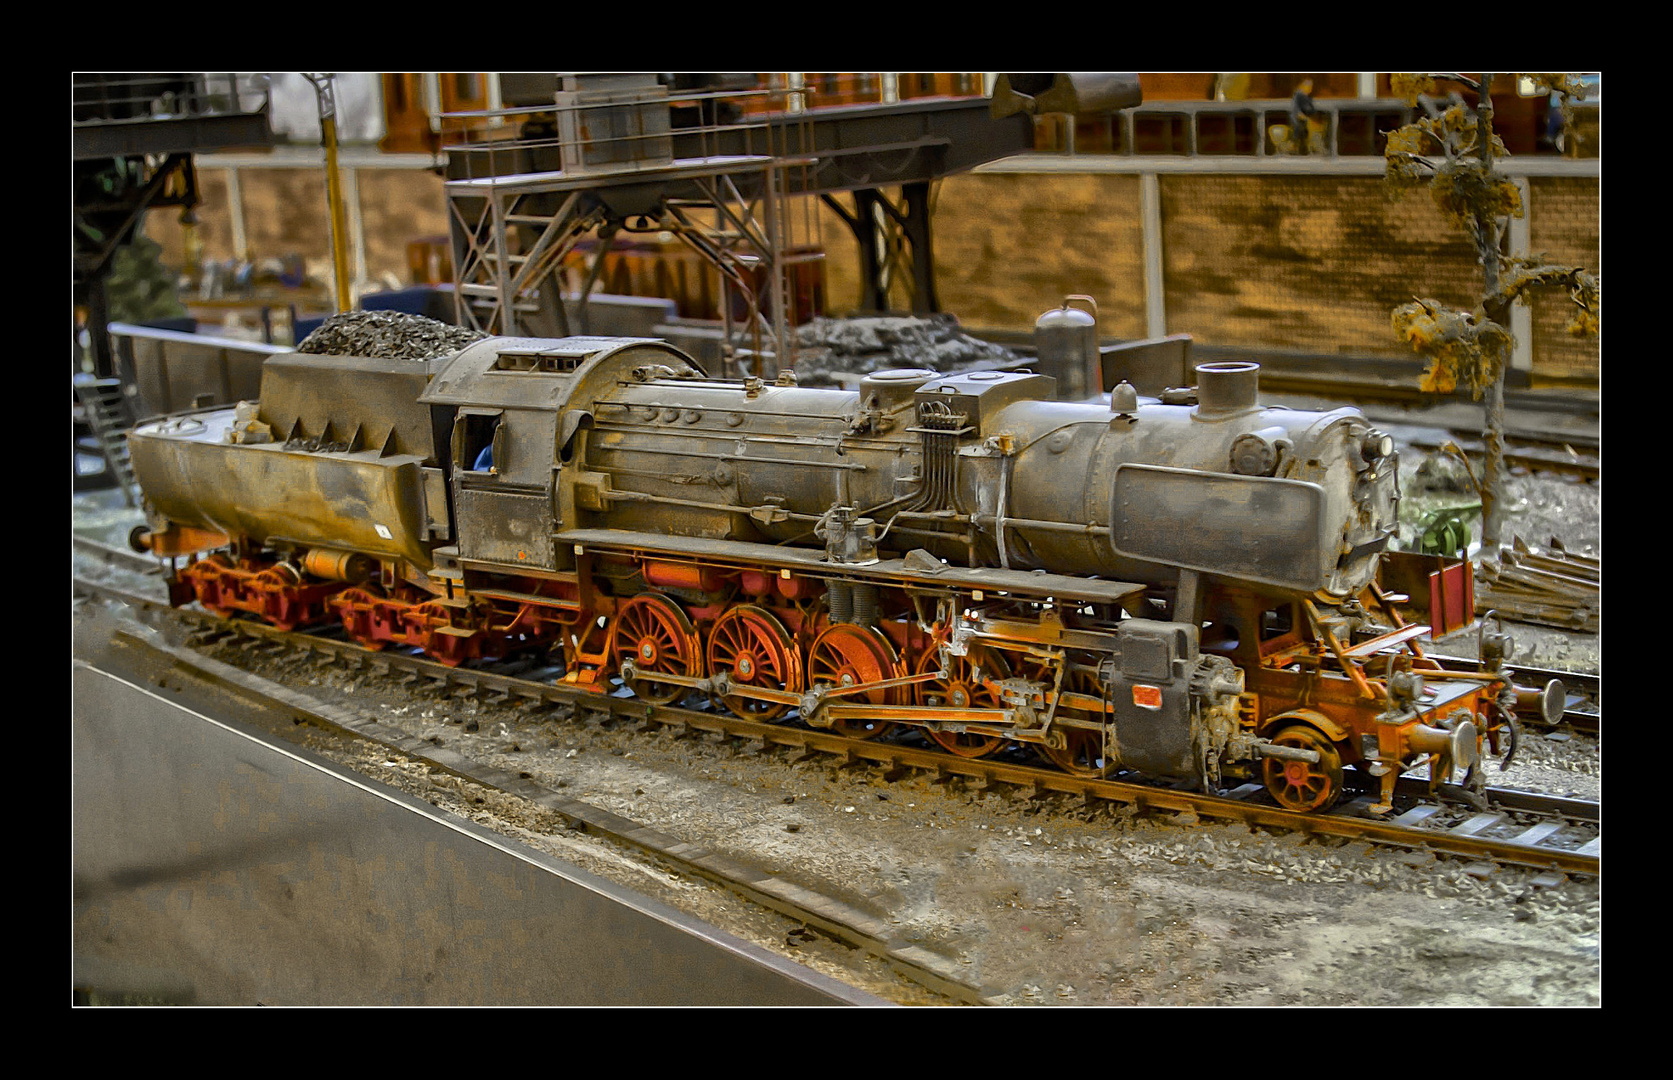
442, 76, 817, 376
440, 75, 1035, 377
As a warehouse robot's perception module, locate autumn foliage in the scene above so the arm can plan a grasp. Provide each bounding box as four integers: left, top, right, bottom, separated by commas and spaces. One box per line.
1384, 73, 1599, 399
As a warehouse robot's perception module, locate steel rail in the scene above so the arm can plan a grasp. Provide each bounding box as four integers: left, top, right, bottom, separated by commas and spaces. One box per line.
72, 534, 160, 574
74, 572, 1599, 878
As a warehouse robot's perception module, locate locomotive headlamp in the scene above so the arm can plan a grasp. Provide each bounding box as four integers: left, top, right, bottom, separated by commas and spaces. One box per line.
1361, 430, 1395, 463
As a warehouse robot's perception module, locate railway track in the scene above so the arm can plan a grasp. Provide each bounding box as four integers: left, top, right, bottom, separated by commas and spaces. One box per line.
73, 547, 1601, 883
1404, 435, 1599, 483
76, 534, 1603, 734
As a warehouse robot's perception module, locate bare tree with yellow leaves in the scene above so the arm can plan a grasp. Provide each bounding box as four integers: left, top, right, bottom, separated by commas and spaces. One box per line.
1384, 73, 1599, 562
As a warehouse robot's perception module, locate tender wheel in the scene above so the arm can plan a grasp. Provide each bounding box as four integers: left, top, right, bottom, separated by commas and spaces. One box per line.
253, 563, 305, 630
192, 553, 238, 618
411, 601, 469, 667
333, 586, 387, 651
1262, 724, 1345, 812
807, 623, 901, 740
916, 645, 1009, 758
612, 593, 702, 705
707, 605, 802, 722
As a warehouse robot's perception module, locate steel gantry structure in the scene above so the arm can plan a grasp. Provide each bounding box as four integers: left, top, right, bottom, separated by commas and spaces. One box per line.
441, 75, 1038, 376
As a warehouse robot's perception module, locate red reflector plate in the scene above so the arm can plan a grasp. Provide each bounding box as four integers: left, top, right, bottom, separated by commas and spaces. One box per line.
1132, 684, 1163, 709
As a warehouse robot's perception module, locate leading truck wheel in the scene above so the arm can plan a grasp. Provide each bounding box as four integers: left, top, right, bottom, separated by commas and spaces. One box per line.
1262, 725, 1344, 812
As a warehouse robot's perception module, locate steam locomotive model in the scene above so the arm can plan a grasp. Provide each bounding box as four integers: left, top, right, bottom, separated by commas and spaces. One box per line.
127, 334, 1557, 813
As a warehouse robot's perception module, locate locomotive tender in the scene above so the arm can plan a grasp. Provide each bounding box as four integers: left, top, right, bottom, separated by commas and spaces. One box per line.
128, 333, 1552, 813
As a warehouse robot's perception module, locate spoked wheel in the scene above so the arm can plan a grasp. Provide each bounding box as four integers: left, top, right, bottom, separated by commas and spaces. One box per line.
612, 593, 702, 705
706, 605, 802, 722
916, 645, 1010, 758
807, 623, 901, 740
1262, 724, 1345, 812
1039, 727, 1117, 778
1020, 656, 1117, 777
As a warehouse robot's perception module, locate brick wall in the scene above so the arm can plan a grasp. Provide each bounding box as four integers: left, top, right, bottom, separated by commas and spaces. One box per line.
357, 171, 451, 282
930, 169, 1598, 383
929, 172, 1147, 338
144, 166, 449, 286
1158, 174, 1481, 356
1527, 176, 1602, 382
138, 161, 1598, 385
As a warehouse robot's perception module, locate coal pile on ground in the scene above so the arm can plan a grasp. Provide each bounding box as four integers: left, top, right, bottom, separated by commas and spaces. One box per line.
296, 311, 488, 360
790, 314, 1018, 385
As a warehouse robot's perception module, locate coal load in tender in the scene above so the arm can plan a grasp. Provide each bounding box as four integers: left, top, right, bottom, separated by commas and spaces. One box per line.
296, 310, 489, 361
791, 314, 1018, 385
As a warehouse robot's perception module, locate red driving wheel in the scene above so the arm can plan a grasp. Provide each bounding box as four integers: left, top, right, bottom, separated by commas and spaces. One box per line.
807, 623, 902, 740
706, 605, 802, 721
612, 593, 701, 705
916, 645, 1010, 758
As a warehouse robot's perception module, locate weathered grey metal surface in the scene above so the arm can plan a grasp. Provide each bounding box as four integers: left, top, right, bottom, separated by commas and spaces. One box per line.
128, 329, 1396, 601
1035, 301, 1101, 401
109, 322, 285, 418
128, 350, 455, 567
71, 661, 884, 1006
73, 74, 273, 158
128, 407, 437, 567
990, 73, 1145, 118
1109, 464, 1328, 594
448, 97, 1036, 204
457, 488, 555, 569
259, 352, 444, 458
418, 336, 698, 411
563, 347, 1395, 599
1098, 335, 1192, 396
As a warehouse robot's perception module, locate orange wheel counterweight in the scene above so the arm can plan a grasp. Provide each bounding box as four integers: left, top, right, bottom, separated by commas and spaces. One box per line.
706, 605, 802, 721
807, 623, 901, 740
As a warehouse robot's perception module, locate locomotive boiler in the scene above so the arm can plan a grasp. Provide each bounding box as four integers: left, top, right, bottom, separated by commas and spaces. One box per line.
128, 333, 1551, 813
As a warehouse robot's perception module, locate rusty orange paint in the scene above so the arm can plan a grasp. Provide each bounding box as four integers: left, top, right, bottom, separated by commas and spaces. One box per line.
143, 524, 230, 557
